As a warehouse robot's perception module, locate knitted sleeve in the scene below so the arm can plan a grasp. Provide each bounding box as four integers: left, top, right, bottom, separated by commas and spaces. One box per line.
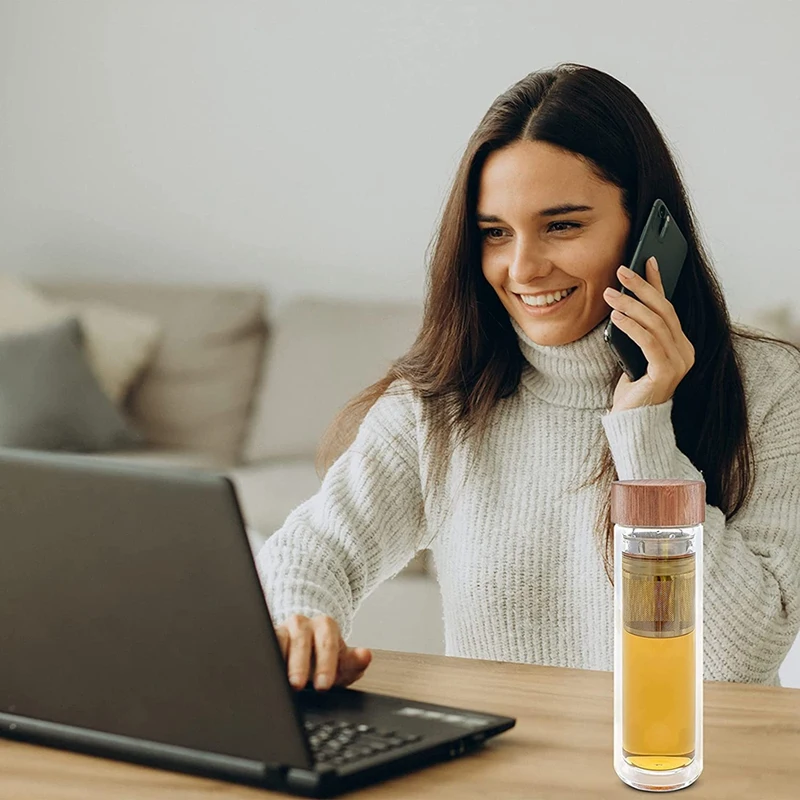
254, 382, 427, 639
600, 345, 800, 684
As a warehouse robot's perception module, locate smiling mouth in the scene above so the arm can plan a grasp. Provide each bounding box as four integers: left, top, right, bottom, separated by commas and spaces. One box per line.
516, 286, 578, 308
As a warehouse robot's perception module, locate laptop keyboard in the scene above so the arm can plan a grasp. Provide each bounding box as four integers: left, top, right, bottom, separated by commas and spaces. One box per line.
303, 719, 423, 767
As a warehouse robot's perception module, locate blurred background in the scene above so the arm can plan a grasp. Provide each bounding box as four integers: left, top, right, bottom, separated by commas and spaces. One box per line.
1, 0, 798, 312
0, 0, 798, 685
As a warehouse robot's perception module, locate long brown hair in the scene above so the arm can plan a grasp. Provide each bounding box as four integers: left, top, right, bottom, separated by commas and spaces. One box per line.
317, 62, 798, 579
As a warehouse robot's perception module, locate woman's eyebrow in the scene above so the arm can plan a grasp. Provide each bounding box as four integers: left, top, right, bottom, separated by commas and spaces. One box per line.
476, 204, 594, 223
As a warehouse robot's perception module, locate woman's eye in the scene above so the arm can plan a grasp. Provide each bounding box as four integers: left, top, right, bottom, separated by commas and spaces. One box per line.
549, 221, 580, 233
480, 222, 580, 240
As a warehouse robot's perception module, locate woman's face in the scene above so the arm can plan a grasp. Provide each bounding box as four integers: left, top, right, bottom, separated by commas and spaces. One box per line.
477, 140, 631, 346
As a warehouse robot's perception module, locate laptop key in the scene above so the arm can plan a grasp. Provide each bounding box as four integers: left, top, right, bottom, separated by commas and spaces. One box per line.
360, 739, 390, 752
384, 736, 405, 747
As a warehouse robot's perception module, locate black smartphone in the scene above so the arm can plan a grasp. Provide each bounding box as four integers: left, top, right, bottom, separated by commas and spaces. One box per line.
603, 198, 688, 381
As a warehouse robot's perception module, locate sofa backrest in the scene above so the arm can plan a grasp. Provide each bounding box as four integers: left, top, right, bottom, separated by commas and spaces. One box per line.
37, 280, 268, 464
242, 297, 423, 464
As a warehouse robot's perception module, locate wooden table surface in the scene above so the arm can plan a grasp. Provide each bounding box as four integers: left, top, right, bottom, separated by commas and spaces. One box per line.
2, 650, 799, 799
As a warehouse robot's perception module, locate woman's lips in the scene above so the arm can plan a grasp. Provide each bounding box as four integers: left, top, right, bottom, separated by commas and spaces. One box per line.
515, 287, 577, 316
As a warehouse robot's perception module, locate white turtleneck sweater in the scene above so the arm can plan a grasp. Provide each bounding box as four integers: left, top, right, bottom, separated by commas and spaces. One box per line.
255, 319, 800, 685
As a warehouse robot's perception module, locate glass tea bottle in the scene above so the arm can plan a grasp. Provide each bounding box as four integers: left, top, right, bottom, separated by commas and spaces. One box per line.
611, 478, 705, 792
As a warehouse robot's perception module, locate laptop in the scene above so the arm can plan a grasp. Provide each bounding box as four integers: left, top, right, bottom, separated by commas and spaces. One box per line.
0, 448, 515, 797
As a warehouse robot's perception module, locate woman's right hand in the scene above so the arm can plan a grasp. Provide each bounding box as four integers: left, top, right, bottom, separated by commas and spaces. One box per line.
275, 614, 372, 691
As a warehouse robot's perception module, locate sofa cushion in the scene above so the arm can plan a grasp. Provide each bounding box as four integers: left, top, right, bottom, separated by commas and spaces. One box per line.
0, 274, 161, 403
36, 280, 268, 464
243, 297, 421, 462
0, 317, 140, 452
734, 305, 800, 343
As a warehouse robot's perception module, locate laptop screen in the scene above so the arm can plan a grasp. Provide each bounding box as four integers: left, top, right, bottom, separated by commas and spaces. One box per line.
0, 449, 311, 768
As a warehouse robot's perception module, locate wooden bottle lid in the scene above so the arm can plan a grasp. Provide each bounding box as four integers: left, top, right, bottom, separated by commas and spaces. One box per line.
611, 479, 705, 527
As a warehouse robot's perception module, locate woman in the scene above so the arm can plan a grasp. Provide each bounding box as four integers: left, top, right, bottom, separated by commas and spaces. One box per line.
256, 62, 800, 691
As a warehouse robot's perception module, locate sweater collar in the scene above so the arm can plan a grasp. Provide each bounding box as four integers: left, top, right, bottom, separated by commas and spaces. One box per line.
511, 317, 621, 409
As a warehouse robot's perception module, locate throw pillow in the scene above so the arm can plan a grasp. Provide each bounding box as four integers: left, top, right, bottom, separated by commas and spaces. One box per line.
0, 318, 141, 452
35, 280, 269, 464
0, 274, 161, 403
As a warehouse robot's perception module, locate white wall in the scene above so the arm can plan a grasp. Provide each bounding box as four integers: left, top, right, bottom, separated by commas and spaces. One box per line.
0, 0, 798, 316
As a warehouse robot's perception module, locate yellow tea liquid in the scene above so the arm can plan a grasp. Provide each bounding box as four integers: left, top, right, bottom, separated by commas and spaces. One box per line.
622, 627, 695, 770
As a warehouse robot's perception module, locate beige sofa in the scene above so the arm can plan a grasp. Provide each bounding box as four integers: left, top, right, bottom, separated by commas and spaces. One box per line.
35, 280, 425, 562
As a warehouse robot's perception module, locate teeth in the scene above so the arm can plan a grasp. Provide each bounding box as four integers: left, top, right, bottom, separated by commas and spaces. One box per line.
520, 287, 575, 307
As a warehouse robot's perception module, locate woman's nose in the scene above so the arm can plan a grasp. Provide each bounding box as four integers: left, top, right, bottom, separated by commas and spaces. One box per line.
508, 245, 553, 285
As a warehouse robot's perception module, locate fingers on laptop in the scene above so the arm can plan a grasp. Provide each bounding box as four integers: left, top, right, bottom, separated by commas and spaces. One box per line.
312, 617, 341, 691
279, 615, 372, 691
284, 614, 315, 690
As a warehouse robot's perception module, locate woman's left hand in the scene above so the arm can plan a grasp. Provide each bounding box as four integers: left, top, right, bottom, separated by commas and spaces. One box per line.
603, 257, 695, 414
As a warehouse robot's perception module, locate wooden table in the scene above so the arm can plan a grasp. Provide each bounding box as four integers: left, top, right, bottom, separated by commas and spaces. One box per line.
2, 650, 799, 799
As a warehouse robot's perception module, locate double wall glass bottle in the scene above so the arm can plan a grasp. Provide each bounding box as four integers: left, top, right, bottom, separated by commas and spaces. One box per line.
611, 479, 705, 792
